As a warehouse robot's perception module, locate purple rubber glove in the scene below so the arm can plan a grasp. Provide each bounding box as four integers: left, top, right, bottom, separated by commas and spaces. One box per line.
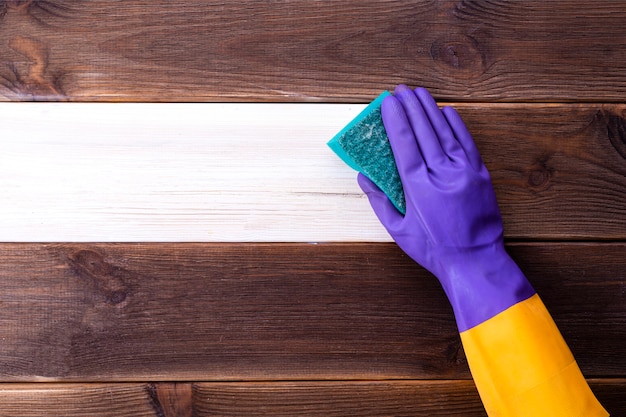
358, 85, 535, 332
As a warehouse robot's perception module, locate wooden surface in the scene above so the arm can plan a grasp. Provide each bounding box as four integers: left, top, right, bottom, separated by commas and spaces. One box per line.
0, 243, 625, 382
0, 243, 625, 415
1, 103, 625, 241
0, 380, 624, 416
1, 0, 625, 415
1, 1, 626, 102
0, 380, 625, 417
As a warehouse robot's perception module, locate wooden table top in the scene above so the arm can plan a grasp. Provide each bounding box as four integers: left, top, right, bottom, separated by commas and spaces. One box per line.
1, 1, 625, 415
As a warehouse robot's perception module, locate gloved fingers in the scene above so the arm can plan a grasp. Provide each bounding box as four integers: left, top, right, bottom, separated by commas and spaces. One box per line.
414, 87, 464, 163
381, 92, 426, 177
357, 173, 405, 228
392, 84, 447, 168
442, 106, 485, 171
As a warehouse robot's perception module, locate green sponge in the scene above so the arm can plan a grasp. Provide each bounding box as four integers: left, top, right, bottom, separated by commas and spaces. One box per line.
327, 91, 406, 214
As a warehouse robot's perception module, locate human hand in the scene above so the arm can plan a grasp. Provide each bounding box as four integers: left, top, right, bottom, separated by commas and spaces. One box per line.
358, 85, 503, 278
358, 85, 534, 331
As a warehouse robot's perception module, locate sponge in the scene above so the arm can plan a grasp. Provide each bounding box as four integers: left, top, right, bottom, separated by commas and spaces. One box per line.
327, 91, 406, 214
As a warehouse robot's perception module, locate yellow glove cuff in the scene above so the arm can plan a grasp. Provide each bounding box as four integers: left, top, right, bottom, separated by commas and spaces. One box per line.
460, 294, 608, 417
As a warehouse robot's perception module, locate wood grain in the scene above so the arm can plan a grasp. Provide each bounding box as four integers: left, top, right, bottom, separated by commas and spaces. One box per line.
193, 381, 488, 417
0, 384, 155, 417
0, 242, 623, 382
0, 381, 623, 416
0, 0, 623, 412
1, 0, 626, 102
192, 380, 626, 417
458, 103, 626, 240
1, 103, 625, 241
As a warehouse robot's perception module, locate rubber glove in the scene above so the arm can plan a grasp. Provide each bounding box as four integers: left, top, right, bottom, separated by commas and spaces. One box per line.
358, 85, 607, 417
358, 84, 534, 332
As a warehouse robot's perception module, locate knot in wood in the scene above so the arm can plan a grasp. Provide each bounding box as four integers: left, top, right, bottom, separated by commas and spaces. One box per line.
68, 249, 131, 307
430, 35, 486, 76
528, 168, 549, 188
71, 249, 108, 275
526, 157, 554, 190
5, 36, 66, 100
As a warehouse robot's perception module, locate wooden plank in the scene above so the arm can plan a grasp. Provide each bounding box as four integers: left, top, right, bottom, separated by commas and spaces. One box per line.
1, 1, 626, 102
460, 103, 626, 240
0, 384, 155, 417
0, 102, 387, 242
0, 242, 623, 381
186, 381, 486, 417
192, 380, 626, 416
0, 384, 152, 417
0, 380, 623, 416
1, 103, 625, 241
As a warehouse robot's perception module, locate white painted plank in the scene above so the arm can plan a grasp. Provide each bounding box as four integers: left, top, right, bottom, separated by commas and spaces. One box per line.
0, 103, 391, 242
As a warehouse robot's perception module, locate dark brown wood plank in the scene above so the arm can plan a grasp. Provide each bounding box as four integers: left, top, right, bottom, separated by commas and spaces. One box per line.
192, 380, 626, 417
194, 381, 487, 417
192, 381, 487, 416
0, 380, 623, 416
1, 1, 626, 102
0, 243, 624, 381
457, 103, 626, 239
0, 384, 155, 417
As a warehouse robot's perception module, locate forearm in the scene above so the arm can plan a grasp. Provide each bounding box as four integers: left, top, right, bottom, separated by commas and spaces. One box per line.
456, 275, 608, 416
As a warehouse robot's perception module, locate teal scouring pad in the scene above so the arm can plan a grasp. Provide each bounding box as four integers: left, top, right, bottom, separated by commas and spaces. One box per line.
327, 91, 406, 214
